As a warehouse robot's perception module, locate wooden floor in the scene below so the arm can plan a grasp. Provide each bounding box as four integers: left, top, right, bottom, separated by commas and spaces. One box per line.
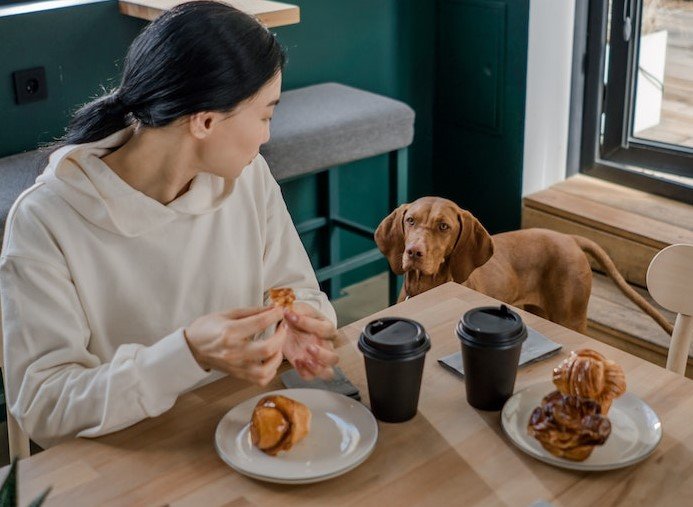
637, 3, 693, 146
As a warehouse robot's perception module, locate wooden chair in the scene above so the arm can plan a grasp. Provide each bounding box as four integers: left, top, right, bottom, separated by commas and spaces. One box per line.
646, 244, 693, 375
0, 304, 31, 460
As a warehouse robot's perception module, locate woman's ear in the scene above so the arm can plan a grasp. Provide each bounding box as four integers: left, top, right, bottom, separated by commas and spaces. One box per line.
374, 204, 409, 275
189, 111, 218, 139
448, 208, 494, 282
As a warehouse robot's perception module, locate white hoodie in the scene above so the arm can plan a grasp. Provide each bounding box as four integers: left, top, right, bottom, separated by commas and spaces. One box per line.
0, 127, 336, 448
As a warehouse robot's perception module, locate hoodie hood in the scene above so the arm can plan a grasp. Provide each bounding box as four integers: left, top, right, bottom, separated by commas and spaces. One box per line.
36, 127, 235, 237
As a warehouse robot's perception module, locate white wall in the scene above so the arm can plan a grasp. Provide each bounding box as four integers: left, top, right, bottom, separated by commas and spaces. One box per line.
522, 0, 576, 196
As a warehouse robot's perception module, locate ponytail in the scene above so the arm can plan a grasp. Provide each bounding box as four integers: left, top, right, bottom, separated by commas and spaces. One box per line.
58, 1, 285, 147
62, 92, 131, 145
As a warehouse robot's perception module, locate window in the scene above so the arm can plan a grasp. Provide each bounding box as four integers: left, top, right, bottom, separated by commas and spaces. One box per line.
580, 0, 693, 204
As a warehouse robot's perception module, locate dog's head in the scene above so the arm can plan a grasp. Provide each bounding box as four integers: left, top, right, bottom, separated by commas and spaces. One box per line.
374, 196, 494, 282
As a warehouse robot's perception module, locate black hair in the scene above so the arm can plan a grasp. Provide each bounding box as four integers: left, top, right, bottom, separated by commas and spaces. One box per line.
61, 1, 285, 145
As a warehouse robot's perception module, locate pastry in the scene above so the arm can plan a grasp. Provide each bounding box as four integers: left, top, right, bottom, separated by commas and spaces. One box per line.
552, 349, 626, 414
250, 395, 311, 456
528, 391, 611, 461
269, 287, 296, 309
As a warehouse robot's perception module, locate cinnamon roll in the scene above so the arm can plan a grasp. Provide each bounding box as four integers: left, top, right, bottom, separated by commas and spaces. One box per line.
528, 391, 612, 461
250, 395, 311, 456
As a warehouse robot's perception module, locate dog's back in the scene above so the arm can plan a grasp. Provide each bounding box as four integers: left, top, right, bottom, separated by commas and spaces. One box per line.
467, 229, 593, 327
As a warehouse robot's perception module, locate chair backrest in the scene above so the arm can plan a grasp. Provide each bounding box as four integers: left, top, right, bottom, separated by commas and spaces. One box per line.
0, 304, 31, 459
647, 244, 693, 375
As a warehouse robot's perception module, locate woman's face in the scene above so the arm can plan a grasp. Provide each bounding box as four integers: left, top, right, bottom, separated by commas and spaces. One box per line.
197, 72, 282, 179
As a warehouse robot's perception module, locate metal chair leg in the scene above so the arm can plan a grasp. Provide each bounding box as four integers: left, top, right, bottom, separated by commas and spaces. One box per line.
388, 148, 408, 306
326, 166, 342, 299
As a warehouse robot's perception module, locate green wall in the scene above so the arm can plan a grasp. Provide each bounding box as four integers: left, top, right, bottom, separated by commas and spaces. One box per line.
1, 0, 527, 290
0, 0, 437, 292
0, 2, 145, 154
434, 0, 529, 233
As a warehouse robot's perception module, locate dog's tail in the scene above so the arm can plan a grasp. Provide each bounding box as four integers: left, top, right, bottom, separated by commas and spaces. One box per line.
572, 235, 674, 335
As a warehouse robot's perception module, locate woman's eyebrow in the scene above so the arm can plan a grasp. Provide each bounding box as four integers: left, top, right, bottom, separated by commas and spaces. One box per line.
266, 99, 280, 107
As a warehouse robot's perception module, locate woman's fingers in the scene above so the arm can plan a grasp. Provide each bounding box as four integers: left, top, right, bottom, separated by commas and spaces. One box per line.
226, 306, 275, 320
292, 345, 338, 380
284, 311, 336, 340
307, 343, 339, 367
234, 306, 284, 337
297, 354, 334, 380
245, 322, 287, 361
242, 349, 284, 385
293, 359, 315, 380
187, 305, 289, 384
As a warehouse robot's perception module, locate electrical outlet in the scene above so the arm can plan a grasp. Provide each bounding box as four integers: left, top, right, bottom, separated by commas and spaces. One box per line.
12, 67, 48, 105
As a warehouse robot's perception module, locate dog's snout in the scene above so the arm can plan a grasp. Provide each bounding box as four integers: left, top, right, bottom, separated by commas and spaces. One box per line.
406, 246, 424, 259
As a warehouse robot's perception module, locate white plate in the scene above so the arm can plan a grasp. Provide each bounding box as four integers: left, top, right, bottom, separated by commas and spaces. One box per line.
501, 381, 662, 471
215, 388, 378, 484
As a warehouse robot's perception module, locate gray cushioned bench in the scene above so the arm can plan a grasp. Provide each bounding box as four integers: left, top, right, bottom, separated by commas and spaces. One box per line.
1, 82, 415, 303
0, 150, 48, 241
261, 83, 414, 181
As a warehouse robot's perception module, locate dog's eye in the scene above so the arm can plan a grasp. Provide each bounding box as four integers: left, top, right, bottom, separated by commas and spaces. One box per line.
439, 223, 449, 231
405, 217, 415, 226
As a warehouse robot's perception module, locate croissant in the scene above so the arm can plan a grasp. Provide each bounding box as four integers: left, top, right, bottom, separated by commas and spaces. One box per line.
552, 349, 626, 414
250, 395, 311, 456
528, 391, 612, 461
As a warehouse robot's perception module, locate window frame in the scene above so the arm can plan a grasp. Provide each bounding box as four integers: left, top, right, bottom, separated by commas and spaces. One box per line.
579, 0, 693, 204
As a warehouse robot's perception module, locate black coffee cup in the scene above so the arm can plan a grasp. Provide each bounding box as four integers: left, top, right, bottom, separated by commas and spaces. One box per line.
456, 305, 527, 411
358, 317, 431, 422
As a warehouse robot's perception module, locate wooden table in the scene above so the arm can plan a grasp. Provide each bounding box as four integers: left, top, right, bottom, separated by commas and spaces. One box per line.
4, 283, 693, 506
118, 0, 300, 28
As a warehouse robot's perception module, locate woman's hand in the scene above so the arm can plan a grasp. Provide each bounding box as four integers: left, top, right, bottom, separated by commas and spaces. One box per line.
184, 306, 286, 386
282, 302, 339, 380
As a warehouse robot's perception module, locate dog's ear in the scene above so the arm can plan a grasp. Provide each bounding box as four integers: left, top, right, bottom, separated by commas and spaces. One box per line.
374, 204, 409, 275
449, 208, 494, 282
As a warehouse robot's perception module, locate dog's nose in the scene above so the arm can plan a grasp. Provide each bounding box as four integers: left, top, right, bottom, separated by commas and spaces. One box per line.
406, 246, 424, 259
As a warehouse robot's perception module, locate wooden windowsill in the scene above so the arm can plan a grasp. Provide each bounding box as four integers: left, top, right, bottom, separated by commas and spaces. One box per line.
118, 0, 300, 27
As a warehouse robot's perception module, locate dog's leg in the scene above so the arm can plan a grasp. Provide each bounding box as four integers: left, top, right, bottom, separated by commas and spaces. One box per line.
544, 282, 590, 333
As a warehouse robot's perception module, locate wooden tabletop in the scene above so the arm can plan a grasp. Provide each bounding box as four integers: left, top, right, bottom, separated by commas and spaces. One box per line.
118, 0, 300, 27
4, 283, 693, 506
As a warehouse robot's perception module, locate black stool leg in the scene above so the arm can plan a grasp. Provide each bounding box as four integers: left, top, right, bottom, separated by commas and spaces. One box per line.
327, 167, 342, 299
388, 148, 408, 305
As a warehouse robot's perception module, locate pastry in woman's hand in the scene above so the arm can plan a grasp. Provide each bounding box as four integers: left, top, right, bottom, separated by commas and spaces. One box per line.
528, 391, 612, 461
250, 395, 311, 456
269, 287, 296, 310
552, 349, 626, 414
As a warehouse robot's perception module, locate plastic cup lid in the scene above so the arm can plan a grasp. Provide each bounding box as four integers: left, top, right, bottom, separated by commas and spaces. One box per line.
456, 304, 527, 347
358, 317, 430, 359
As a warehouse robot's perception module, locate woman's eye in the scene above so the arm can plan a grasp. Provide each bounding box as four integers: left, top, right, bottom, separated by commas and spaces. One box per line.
439, 223, 449, 231
405, 217, 415, 225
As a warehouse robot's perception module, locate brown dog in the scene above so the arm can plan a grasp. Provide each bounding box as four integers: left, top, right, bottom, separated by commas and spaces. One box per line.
375, 196, 673, 334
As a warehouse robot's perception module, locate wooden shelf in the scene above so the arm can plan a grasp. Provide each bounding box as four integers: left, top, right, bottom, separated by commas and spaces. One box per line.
118, 0, 300, 27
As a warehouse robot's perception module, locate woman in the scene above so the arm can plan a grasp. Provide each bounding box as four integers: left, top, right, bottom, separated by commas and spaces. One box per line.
0, 1, 338, 448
